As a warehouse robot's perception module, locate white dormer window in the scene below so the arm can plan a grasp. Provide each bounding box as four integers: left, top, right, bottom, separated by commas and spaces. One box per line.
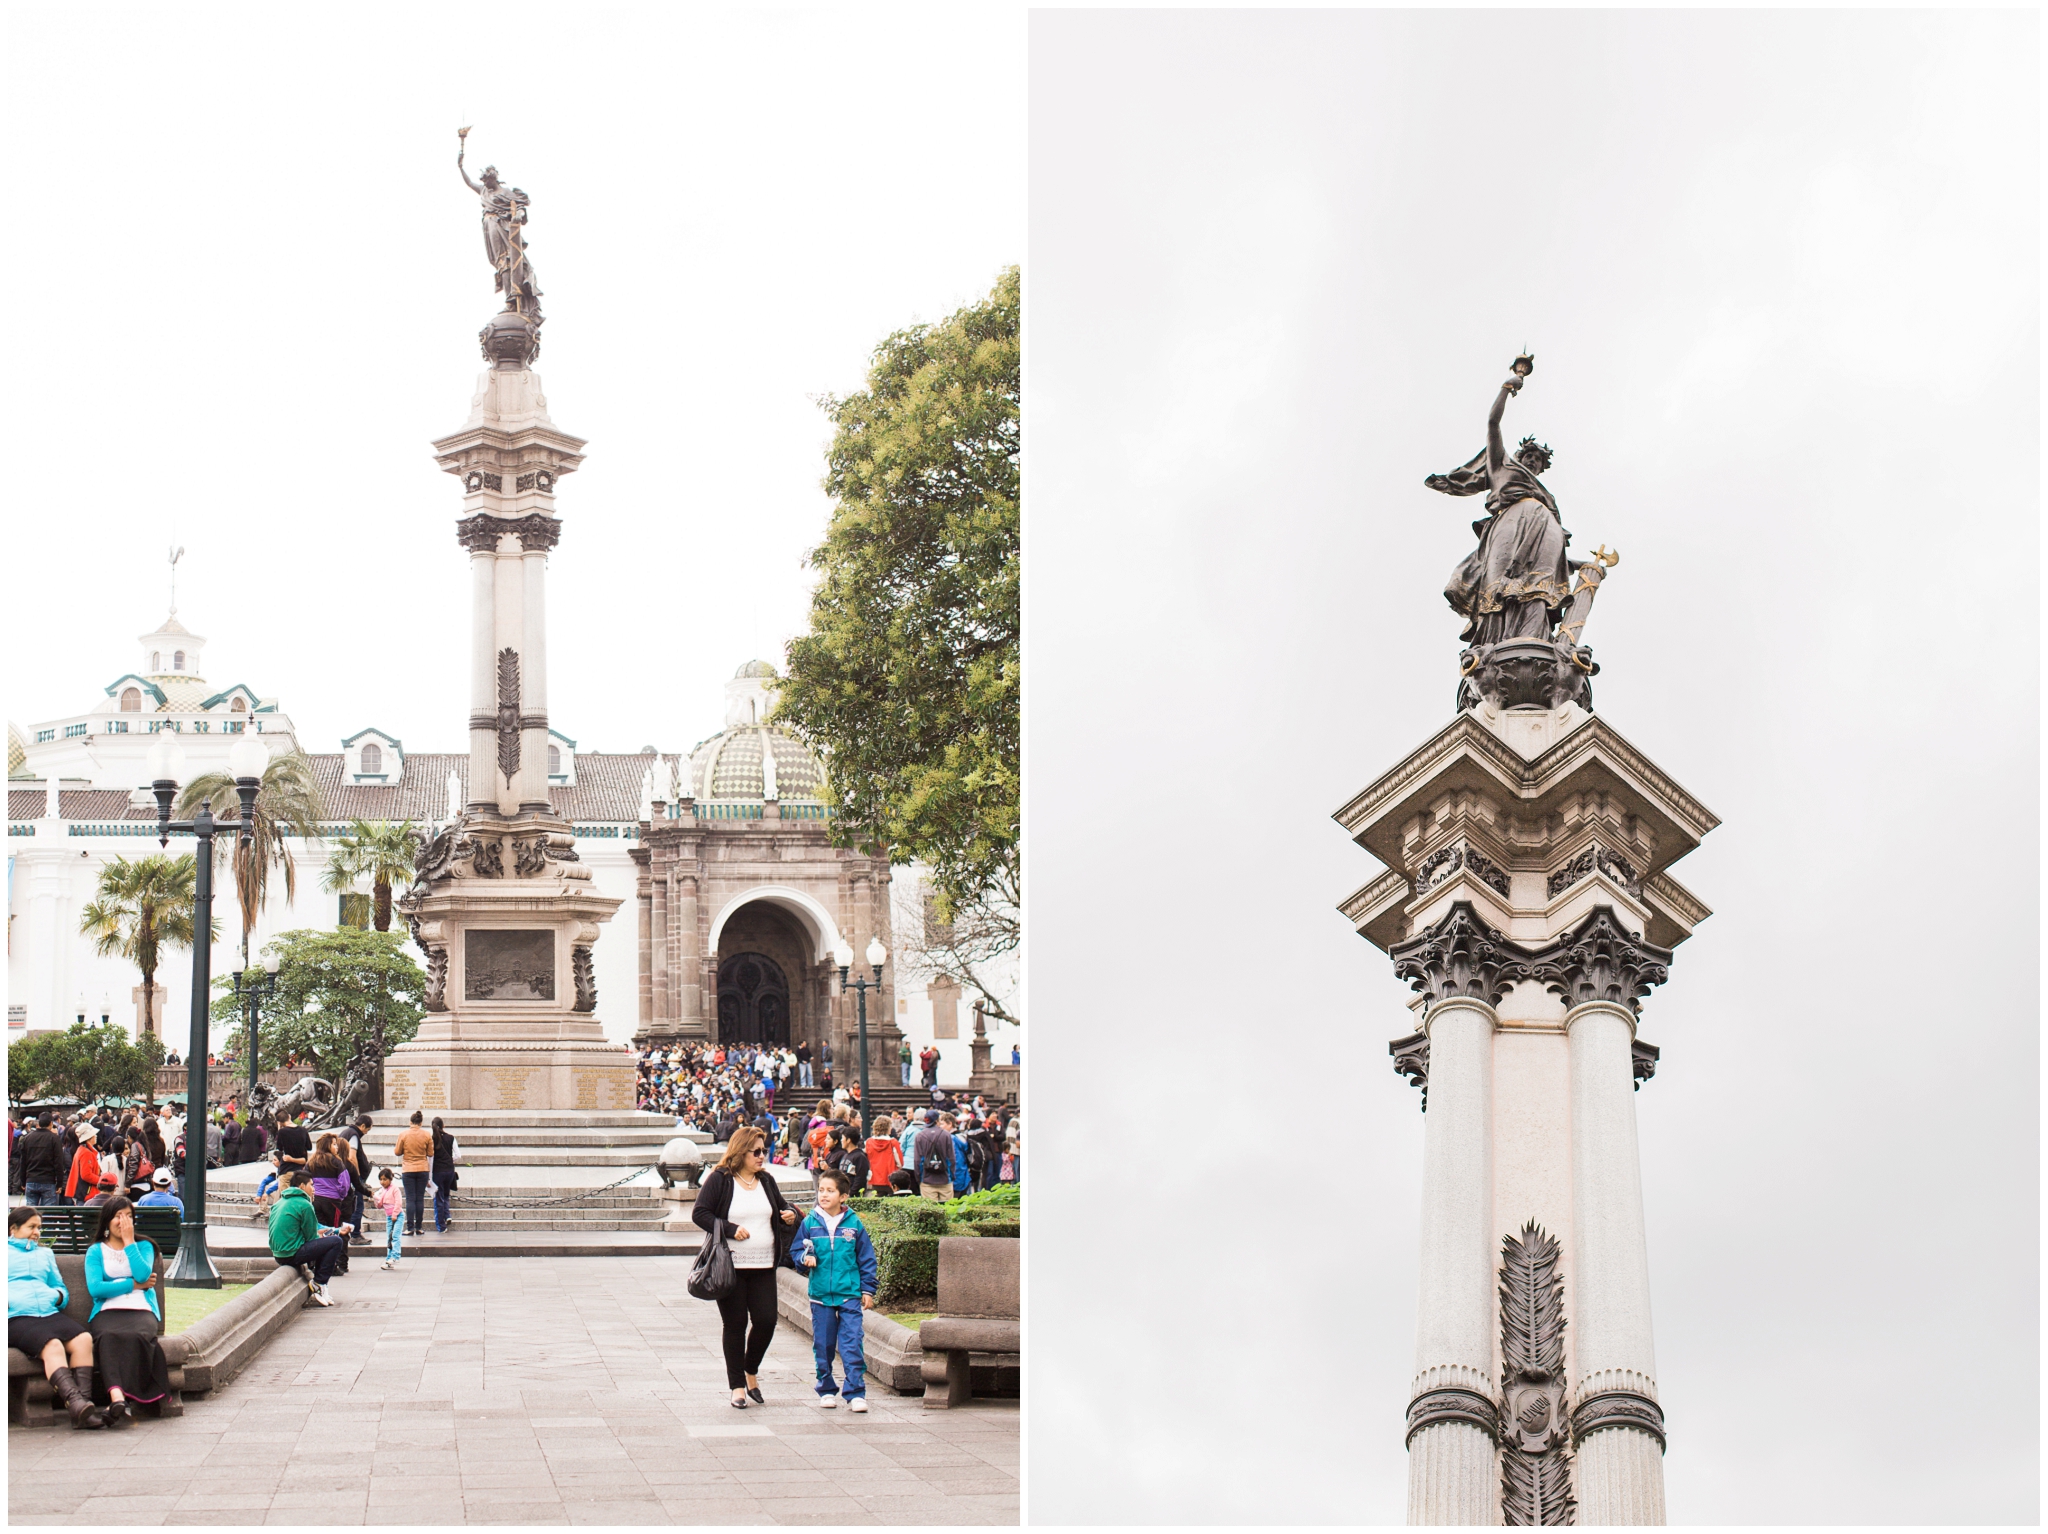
173, 650, 185, 671
548, 745, 562, 775
361, 744, 383, 775
120, 688, 141, 712
230, 696, 246, 713
345, 728, 401, 782
150, 652, 161, 672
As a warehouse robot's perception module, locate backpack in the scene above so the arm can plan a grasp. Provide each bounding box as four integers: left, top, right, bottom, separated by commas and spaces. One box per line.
919, 1135, 948, 1180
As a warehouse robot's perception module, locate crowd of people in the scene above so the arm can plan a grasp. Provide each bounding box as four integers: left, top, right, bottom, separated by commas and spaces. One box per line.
637, 1041, 815, 1133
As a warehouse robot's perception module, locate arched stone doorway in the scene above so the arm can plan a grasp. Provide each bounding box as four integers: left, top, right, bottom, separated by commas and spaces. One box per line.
717, 952, 791, 1045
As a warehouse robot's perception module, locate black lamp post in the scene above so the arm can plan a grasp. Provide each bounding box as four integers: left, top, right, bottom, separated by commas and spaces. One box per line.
834, 937, 887, 1140
231, 957, 280, 1099
148, 731, 269, 1288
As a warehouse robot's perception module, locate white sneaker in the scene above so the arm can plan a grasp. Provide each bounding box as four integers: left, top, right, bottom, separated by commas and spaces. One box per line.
379, 1260, 392, 1270
818, 1395, 839, 1409
309, 1285, 335, 1307
848, 1398, 868, 1414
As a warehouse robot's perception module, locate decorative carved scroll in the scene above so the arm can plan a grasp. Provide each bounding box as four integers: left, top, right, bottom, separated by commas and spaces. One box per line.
1545, 841, 1642, 900
572, 945, 597, 1012
1414, 841, 1512, 901
496, 648, 522, 782
423, 945, 449, 1012
1527, 906, 1671, 1017
468, 837, 504, 879
1389, 1030, 1429, 1111
1631, 1039, 1660, 1089
513, 837, 548, 877
1571, 1390, 1666, 1453
1499, 1221, 1575, 1526
1404, 1386, 1498, 1448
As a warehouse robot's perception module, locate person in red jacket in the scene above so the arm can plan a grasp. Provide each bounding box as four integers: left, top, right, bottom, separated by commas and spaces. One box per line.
863, 1116, 902, 1193
63, 1124, 102, 1205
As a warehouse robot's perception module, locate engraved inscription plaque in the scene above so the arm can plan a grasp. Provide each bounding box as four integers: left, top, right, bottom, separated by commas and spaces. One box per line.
465, 929, 556, 1001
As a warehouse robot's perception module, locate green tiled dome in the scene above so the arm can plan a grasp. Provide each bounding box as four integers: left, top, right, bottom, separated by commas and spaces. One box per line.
687, 725, 823, 802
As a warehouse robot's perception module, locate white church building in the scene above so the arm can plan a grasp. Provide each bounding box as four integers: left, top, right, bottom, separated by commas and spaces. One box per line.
8, 606, 1018, 1085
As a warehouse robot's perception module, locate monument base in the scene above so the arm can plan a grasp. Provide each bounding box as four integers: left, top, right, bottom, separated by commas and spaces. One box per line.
384, 1040, 636, 1115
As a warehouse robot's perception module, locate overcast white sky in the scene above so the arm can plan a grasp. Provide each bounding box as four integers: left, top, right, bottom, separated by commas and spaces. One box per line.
5, 5, 1021, 761
1027, 9, 2036, 1525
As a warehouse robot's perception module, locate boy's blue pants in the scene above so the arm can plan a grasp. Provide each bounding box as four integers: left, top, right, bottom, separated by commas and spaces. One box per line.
810, 1298, 866, 1398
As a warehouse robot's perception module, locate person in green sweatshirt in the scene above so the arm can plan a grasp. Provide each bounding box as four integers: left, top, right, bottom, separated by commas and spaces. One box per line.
789, 1168, 879, 1412
267, 1172, 344, 1306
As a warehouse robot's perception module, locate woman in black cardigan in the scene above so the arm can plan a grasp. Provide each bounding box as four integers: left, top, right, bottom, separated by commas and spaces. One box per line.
692, 1124, 798, 1409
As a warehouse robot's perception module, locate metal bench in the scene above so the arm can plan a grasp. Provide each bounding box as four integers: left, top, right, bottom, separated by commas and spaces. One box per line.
918, 1236, 1020, 1409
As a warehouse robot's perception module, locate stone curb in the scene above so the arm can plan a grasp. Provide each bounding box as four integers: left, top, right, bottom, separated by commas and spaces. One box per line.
174, 1265, 307, 1395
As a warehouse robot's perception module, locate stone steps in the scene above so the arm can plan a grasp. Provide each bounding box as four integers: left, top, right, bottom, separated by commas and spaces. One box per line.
363, 1127, 676, 1149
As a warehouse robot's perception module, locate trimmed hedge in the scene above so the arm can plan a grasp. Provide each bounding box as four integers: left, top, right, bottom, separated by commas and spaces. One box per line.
874, 1233, 939, 1303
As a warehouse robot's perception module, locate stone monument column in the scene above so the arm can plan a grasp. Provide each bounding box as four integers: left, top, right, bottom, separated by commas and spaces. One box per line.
674, 872, 702, 1033
1567, 998, 1666, 1524
1403, 991, 1500, 1525
387, 277, 629, 1113
1336, 354, 1718, 1526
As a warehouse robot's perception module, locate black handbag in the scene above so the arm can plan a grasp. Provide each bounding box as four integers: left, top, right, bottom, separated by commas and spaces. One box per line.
687, 1216, 737, 1301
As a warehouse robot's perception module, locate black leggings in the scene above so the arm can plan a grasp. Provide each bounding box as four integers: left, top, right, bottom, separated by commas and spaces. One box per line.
714, 1266, 779, 1389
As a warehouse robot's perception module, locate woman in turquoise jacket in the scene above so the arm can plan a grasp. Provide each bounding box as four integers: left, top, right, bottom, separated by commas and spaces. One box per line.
7, 1207, 105, 1429
82, 1197, 171, 1426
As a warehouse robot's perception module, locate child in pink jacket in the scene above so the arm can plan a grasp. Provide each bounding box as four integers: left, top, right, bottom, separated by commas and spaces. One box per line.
373, 1169, 404, 1269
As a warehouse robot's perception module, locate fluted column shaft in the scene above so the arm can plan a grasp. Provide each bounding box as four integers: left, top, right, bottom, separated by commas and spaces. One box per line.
467, 547, 497, 810
675, 875, 702, 1033
1408, 994, 1497, 1525
1566, 999, 1665, 1525
518, 544, 550, 812
651, 874, 670, 1030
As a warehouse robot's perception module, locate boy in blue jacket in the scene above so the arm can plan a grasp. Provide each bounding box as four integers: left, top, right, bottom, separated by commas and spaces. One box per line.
789, 1168, 877, 1412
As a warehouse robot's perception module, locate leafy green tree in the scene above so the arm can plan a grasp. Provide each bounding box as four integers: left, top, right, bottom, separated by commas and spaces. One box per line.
775, 266, 1020, 936
8, 1022, 164, 1106
211, 928, 425, 1084
78, 854, 213, 1024
176, 748, 325, 968
319, 819, 420, 932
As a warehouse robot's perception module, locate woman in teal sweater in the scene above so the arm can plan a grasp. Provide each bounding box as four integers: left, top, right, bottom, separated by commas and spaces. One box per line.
82, 1197, 170, 1426
7, 1207, 105, 1429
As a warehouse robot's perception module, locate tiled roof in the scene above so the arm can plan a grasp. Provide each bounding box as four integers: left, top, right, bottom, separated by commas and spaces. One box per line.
689, 726, 824, 801
308, 751, 680, 825
9, 789, 148, 821
9, 753, 691, 827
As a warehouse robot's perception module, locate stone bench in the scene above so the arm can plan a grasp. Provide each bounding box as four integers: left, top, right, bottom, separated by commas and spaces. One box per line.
7, 1249, 187, 1427
919, 1236, 1020, 1410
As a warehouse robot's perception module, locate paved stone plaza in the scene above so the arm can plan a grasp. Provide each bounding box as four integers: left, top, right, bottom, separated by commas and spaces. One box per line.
8, 1257, 1018, 1526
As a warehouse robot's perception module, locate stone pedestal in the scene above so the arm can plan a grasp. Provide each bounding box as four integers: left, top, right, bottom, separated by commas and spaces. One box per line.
1337, 700, 1716, 1525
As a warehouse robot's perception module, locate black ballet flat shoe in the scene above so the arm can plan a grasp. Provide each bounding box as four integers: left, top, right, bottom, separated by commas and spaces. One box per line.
747, 1386, 765, 1405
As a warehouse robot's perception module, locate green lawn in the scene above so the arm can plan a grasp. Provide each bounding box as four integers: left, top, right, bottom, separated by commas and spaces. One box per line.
164, 1283, 250, 1334
879, 1311, 931, 1329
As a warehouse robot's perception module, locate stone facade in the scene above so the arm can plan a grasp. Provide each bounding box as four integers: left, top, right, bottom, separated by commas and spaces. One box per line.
631, 664, 903, 1073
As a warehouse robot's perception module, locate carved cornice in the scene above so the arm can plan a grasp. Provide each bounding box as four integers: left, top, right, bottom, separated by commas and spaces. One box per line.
1525, 717, 1719, 844
1530, 906, 1673, 1017
1391, 901, 1539, 1009
1643, 870, 1711, 928
1418, 838, 1512, 900
1404, 1386, 1498, 1448
1340, 869, 1410, 926
1571, 1390, 1666, 1453
1389, 1031, 1429, 1111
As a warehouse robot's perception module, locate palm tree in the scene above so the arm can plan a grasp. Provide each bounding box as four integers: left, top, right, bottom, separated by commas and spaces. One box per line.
321, 818, 421, 932
175, 748, 324, 968
79, 854, 215, 1031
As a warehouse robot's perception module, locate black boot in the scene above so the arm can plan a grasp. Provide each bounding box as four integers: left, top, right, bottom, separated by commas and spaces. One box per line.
103, 1398, 134, 1429
50, 1368, 105, 1430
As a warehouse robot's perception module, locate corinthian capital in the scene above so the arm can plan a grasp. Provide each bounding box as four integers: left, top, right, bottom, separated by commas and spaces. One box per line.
1527, 906, 1673, 1016
1390, 901, 1539, 1009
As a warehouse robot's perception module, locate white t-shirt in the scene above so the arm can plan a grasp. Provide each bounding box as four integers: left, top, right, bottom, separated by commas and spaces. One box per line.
727, 1178, 775, 1269
92, 1244, 152, 1311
